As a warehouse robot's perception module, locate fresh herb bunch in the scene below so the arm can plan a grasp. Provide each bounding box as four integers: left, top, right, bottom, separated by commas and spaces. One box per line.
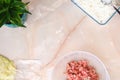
0, 0, 31, 28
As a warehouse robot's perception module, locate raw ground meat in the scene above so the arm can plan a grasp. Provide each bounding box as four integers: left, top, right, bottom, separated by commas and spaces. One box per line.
65, 60, 99, 80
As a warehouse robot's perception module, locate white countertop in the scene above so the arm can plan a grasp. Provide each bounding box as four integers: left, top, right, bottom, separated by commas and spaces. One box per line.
0, 0, 120, 80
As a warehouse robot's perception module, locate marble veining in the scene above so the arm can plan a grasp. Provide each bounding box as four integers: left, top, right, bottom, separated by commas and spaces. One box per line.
0, 0, 120, 80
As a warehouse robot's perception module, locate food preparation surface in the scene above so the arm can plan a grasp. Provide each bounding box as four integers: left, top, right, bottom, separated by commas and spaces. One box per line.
0, 0, 120, 80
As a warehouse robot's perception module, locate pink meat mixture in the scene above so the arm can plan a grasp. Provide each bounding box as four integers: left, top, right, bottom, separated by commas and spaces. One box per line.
65, 60, 99, 80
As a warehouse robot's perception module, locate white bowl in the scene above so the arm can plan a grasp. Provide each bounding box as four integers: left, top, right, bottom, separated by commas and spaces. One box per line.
51, 51, 110, 80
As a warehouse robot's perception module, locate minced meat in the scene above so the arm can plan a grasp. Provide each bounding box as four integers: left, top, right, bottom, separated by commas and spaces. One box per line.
65, 60, 99, 80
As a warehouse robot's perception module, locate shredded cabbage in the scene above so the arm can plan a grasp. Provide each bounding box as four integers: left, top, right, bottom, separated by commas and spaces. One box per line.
0, 55, 16, 80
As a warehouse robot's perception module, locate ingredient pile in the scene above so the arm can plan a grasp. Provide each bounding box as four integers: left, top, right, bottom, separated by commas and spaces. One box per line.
65, 60, 99, 80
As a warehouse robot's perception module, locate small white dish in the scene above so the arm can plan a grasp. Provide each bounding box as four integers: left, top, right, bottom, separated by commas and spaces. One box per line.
51, 51, 110, 80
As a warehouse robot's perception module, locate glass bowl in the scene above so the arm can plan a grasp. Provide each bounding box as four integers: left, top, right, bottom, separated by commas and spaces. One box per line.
51, 51, 110, 80
71, 0, 120, 25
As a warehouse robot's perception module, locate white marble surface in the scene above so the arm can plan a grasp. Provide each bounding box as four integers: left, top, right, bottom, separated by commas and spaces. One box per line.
0, 0, 120, 80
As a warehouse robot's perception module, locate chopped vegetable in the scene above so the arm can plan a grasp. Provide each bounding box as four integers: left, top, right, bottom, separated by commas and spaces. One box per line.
0, 55, 16, 80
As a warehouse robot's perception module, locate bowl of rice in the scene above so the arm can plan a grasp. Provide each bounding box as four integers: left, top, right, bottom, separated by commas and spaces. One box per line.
71, 0, 120, 25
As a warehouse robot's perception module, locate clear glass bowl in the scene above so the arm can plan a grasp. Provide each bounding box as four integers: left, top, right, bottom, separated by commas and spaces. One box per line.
71, 0, 120, 25
51, 51, 110, 80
